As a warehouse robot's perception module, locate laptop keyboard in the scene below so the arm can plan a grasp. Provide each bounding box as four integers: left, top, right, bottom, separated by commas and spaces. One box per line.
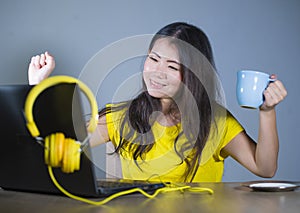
96, 179, 166, 195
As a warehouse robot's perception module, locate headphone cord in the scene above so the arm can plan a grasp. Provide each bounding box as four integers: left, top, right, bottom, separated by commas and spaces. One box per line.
48, 166, 214, 205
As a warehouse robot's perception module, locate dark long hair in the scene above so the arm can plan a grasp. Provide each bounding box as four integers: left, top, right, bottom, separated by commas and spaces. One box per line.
99, 22, 220, 182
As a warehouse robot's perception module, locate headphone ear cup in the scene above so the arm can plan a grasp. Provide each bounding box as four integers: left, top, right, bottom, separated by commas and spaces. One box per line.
54, 133, 65, 167
44, 133, 65, 168
44, 132, 81, 173
73, 141, 81, 171
44, 136, 50, 165
62, 138, 71, 173
47, 134, 58, 167
61, 138, 81, 173
49, 133, 57, 167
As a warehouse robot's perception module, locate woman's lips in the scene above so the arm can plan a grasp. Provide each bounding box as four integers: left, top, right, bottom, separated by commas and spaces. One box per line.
149, 79, 166, 89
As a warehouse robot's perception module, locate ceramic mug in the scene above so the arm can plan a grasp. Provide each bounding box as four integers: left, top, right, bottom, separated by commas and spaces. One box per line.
236, 70, 275, 109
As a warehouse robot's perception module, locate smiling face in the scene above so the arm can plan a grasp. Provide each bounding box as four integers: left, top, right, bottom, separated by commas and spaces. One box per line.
143, 38, 182, 100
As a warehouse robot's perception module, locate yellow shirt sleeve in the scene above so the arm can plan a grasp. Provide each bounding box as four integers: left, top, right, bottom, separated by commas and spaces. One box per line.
106, 103, 123, 147
214, 111, 244, 161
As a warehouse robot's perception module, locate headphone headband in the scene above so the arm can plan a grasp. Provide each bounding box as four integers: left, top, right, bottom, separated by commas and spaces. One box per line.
24, 75, 98, 137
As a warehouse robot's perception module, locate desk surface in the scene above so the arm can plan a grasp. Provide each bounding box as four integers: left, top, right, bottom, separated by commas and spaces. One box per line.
1, 182, 300, 213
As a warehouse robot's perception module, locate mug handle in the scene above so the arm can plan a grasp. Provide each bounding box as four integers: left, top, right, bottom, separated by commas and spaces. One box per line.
269, 78, 276, 82
268, 76, 277, 82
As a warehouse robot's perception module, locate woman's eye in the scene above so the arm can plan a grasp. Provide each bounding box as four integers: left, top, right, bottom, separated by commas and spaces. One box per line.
168, 65, 179, 71
149, 55, 158, 62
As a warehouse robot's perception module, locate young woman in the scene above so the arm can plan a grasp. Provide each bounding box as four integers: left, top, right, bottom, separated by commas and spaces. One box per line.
28, 22, 287, 182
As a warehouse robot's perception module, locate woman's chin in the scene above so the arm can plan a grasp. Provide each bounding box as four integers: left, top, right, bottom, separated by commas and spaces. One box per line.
147, 90, 173, 99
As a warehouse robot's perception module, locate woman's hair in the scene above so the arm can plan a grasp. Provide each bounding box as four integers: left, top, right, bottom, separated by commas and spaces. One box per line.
99, 22, 220, 182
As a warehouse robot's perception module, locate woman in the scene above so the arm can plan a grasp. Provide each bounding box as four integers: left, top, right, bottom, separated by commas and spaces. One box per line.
28, 22, 287, 182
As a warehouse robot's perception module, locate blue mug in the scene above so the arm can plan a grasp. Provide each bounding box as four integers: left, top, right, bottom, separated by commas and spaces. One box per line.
236, 70, 275, 109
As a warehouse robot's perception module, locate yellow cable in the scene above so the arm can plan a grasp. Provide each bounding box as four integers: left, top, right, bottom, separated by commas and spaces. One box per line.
48, 166, 213, 205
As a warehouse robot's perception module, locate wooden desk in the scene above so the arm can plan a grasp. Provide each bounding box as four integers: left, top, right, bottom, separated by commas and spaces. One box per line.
1, 182, 300, 213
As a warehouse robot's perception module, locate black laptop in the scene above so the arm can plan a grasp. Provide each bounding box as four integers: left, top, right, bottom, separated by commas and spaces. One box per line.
0, 83, 165, 197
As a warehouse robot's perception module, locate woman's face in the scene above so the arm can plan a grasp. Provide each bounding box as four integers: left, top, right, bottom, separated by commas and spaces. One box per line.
143, 38, 182, 100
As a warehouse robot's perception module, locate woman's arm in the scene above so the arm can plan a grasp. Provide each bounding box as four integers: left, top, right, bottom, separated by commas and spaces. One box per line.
89, 114, 110, 147
223, 78, 287, 177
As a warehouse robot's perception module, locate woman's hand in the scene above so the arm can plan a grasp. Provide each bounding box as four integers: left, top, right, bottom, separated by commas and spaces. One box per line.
260, 75, 287, 111
28, 51, 55, 85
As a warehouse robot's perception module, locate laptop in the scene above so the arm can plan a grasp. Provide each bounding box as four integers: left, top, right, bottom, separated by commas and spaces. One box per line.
0, 83, 165, 197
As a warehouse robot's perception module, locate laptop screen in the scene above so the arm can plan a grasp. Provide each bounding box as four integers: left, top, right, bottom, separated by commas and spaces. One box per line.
0, 83, 101, 197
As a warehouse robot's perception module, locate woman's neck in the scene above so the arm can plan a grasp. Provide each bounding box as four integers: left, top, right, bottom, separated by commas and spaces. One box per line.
158, 99, 181, 126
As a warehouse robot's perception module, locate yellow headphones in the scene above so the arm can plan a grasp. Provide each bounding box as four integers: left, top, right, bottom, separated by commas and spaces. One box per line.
24, 75, 98, 173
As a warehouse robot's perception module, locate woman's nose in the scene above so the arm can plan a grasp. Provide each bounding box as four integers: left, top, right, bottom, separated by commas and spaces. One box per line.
156, 62, 167, 78
156, 61, 168, 72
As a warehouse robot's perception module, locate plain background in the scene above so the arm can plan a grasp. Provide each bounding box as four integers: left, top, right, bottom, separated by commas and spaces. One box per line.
0, 0, 299, 182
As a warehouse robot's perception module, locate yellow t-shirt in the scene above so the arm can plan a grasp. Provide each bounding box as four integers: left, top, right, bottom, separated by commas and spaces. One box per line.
106, 103, 243, 182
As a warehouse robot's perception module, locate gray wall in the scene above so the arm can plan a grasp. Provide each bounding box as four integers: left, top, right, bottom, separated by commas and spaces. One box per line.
1, 0, 299, 182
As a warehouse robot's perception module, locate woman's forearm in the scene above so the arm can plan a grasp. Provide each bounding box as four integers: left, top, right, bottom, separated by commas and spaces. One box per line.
256, 108, 279, 177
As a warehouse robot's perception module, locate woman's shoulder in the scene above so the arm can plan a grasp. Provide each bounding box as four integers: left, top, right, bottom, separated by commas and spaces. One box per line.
211, 102, 240, 125
104, 101, 129, 121
212, 102, 228, 116
105, 101, 130, 111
